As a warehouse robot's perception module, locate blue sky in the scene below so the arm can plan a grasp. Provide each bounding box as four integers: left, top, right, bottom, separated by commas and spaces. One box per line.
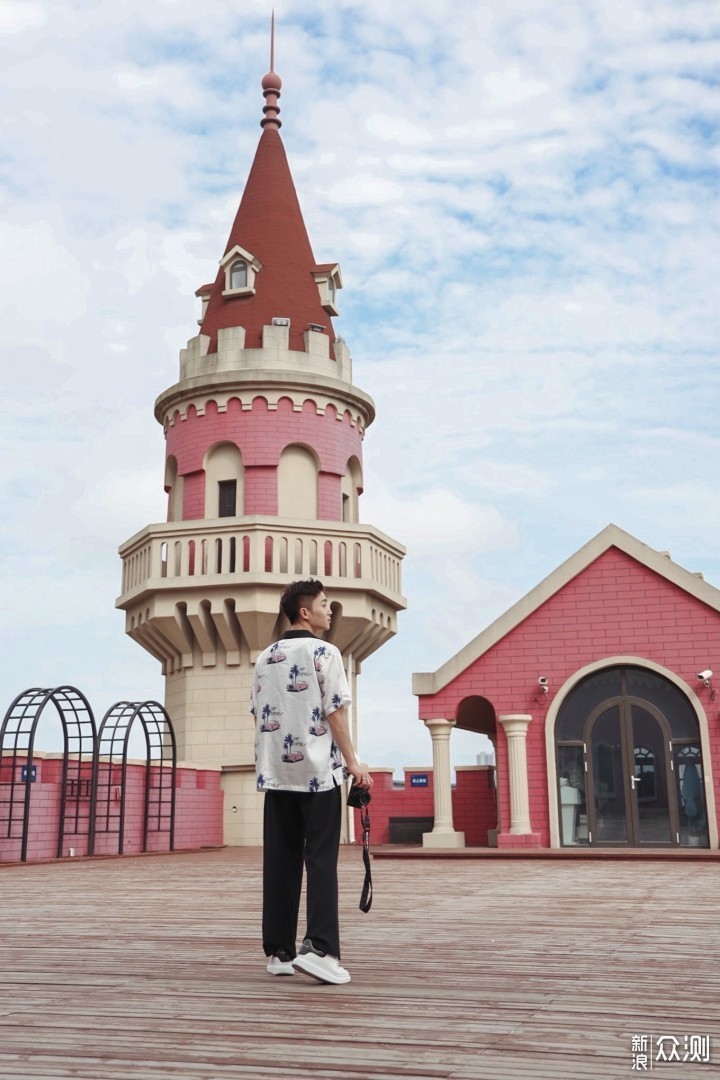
1, 0, 718, 772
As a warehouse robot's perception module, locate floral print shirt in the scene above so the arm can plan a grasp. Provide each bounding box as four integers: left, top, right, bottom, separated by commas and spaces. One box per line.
251, 631, 352, 793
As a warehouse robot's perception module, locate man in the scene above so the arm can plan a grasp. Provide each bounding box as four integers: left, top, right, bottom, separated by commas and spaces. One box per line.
251, 579, 373, 985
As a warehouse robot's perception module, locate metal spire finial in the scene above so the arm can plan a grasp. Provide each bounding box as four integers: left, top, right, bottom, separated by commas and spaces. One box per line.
261, 9, 282, 129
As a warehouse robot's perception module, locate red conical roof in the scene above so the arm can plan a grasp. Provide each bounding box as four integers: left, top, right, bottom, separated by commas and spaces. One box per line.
198, 117, 336, 356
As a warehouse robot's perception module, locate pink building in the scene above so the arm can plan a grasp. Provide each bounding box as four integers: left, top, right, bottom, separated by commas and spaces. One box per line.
409, 524, 719, 851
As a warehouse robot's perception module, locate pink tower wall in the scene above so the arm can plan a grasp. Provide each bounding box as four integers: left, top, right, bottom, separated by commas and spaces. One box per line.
418, 548, 720, 848
244, 465, 278, 515
165, 397, 363, 522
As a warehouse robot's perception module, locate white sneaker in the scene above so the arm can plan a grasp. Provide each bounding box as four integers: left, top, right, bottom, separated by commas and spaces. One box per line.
292, 938, 351, 985
267, 950, 295, 976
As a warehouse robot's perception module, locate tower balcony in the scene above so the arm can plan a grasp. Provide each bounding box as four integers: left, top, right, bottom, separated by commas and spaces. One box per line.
117, 517, 406, 672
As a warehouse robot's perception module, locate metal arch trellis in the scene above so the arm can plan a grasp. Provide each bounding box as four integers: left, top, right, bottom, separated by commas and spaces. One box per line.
0, 686, 98, 863
95, 701, 177, 855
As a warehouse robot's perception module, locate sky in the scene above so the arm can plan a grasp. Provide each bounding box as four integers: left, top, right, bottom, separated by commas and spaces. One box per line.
1, 0, 718, 774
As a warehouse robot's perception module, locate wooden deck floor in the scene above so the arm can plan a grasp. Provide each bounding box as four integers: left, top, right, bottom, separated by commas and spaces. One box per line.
0, 848, 717, 1080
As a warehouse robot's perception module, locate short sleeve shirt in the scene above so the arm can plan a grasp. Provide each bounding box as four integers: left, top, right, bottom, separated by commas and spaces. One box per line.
251, 631, 352, 793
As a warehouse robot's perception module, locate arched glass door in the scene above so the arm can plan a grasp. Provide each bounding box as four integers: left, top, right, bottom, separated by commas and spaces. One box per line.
585, 698, 676, 846
556, 667, 709, 848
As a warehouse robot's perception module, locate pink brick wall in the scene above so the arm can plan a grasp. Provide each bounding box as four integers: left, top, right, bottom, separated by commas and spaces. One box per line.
418, 547, 720, 847
182, 471, 205, 520
352, 769, 433, 845
245, 465, 278, 515
0, 760, 223, 863
318, 471, 341, 520
453, 767, 497, 845
352, 767, 497, 847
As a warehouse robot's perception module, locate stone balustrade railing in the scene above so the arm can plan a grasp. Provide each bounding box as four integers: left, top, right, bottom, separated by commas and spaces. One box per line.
118, 517, 404, 602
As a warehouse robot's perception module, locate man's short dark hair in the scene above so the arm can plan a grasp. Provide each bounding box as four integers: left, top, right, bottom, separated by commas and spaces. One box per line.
280, 579, 325, 625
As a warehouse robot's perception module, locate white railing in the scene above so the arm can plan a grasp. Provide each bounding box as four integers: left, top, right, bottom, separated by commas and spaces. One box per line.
119, 518, 404, 599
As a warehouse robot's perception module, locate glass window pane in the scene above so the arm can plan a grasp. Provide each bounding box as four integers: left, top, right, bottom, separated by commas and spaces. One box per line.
218, 480, 237, 517
591, 706, 628, 843
626, 668, 699, 739
631, 706, 671, 844
230, 261, 247, 289
674, 744, 709, 848
556, 668, 622, 739
557, 745, 587, 845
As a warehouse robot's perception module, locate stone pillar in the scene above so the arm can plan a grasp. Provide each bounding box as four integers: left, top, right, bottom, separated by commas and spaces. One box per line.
497, 713, 535, 837
422, 719, 465, 849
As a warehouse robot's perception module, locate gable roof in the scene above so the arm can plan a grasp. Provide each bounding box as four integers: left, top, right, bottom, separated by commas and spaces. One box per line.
412, 523, 720, 697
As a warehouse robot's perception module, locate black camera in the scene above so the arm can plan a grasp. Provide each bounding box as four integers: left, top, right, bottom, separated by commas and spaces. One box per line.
347, 785, 371, 809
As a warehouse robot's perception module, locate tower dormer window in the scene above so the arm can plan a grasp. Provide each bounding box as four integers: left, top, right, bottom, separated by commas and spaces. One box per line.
221, 244, 263, 297
195, 283, 214, 325
230, 260, 247, 290
313, 263, 342, 316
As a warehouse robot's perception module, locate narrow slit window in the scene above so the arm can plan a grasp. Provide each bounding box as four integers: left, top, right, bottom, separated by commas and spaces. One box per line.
218, 480, 237, 518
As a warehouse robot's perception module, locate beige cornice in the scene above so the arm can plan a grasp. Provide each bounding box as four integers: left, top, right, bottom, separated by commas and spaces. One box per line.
412, 523, 720, 698
155, 369, 375, 429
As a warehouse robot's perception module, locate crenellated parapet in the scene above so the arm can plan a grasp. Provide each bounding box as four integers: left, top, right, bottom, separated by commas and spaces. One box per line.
156, 323, 370, 444
177, 325, 353, 385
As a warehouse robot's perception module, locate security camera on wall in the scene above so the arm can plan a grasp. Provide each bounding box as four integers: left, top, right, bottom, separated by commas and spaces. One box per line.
697, 669, 713, 683
538, 676, 549, 692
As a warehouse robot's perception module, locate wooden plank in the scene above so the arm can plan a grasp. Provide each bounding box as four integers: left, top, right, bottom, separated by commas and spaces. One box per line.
0, 849, 718, 1079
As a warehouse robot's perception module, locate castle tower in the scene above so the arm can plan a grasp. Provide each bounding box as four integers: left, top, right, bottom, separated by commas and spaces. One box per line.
116, 43, 406, 844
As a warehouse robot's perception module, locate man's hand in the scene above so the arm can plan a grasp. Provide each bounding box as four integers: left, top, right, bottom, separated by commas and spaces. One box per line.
347, 760, 373, 790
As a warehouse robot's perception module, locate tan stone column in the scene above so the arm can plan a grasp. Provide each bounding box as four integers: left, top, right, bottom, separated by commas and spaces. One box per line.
422, 719, 465, 849
498, 714, 533, 834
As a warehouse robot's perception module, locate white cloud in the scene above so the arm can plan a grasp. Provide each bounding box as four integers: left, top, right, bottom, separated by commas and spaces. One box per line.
0, 0, 45, 33
364, 487, 518, 555
327, 174, 407, 208
71, 467, 167, 546
0, 217, 88, 342
365, 113, 432, 146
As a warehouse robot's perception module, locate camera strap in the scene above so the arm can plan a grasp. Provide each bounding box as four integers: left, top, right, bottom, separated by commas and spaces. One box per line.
358, 803, 372, 913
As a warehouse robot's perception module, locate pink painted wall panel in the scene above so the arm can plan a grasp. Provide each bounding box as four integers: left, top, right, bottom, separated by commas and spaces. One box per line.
453, 769, 497, 846
351, 767, 497, 847
0, 762, 224, 863
351, 770, 432, 845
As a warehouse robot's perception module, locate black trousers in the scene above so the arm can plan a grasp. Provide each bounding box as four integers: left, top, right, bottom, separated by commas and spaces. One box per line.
262, 786, 342, 959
